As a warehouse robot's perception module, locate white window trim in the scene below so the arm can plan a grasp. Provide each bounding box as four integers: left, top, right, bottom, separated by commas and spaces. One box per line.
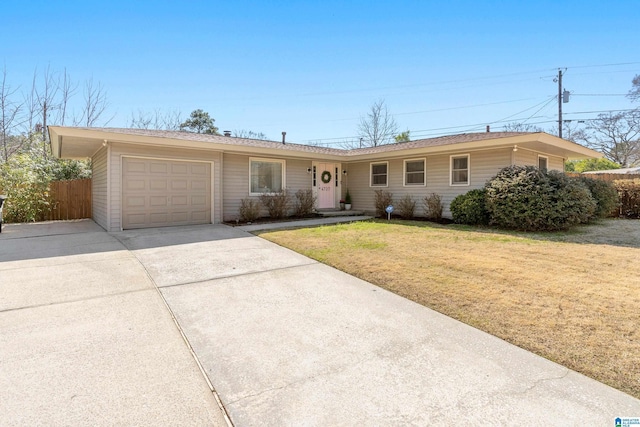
370, 161, 389, 187
249, 157, 286, 196
538, 155, 549, 170
403, 158, 426, 186
450, 154, 470, 186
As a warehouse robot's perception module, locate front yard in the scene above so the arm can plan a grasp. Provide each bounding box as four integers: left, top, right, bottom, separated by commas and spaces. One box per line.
257, 219, 640, 399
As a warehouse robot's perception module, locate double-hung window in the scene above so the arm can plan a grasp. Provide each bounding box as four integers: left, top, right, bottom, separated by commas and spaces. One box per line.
370, 162, 388, 187
404, 159, 426, 186
250, 158, 285, 195
538, 155, 548, 171
450, 154, 470, 186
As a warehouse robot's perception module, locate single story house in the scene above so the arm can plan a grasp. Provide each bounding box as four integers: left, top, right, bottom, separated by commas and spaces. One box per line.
48, 126, 601, 232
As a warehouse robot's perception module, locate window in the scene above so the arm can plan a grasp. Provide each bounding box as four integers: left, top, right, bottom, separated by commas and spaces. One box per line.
250, 158, 285, 195
370, 162, 388, 187
538, 155, 548, 171
450, 154, 469, 186
404, 159, 426, 186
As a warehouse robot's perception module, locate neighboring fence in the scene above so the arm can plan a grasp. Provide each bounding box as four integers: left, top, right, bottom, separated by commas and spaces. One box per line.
566, 172, 640, 182
48, 179, 92, 220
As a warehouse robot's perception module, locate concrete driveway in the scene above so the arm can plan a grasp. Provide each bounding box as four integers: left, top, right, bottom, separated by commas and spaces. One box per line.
2, 220, 640, 426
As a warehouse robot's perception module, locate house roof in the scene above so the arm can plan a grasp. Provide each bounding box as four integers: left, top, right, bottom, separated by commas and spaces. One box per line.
48, 126, 603, 161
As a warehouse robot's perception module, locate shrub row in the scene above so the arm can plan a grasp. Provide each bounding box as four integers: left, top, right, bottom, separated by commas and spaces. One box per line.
450, 166, 620, 231
238, 189, 316, 222
373, 190, 443, 221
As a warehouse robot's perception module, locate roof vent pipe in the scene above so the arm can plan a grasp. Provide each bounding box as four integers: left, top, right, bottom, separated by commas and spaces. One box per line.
223, 130, 231, 137
282, 131, 286, 144
486, 125, 490, 133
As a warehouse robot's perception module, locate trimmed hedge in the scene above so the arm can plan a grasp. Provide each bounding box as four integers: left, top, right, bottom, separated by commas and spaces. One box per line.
450, 189, 489, 225
613, 179, 640, 218
485, 166, 596, 231
572, 176, 619, 218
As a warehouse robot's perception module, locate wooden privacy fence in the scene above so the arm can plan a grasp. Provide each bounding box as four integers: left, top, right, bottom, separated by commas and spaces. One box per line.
565, 172, 640, 182
48, 179, 92, 220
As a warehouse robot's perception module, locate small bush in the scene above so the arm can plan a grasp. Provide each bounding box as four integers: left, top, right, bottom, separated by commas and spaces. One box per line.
294, 189, 316, 217
614, 179, 640, 218
259, 190, 291, 219
423, 193, 443, 221
0, 153, 52, 223
374, 189, 393, 218
450, 189, 489, 225
238, 198, 261, 222
396, 194, 416, 219
572, 176, 619, 218
485, 166, 596, 231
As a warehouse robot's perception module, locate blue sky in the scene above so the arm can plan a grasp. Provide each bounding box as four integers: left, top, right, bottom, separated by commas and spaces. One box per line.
2, 0, 638, 145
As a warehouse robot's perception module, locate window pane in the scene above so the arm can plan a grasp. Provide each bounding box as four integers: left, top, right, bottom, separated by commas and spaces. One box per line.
539, 158, 548, 170
372, 163, 387, 174
453, 157, 467, 169
406, 172, 424, 184
453, 170, 468, 184
251, 161, 282, 193
406, 161, 424, 173
373, 175, 387, 185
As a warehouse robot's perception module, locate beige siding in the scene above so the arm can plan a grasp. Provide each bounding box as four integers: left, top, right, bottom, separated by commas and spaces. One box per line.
514, 150, 564, 171
222, 154, 313, 221
108, 143, 221, 231
91, 146, 108, 230
344, 148, 513, 218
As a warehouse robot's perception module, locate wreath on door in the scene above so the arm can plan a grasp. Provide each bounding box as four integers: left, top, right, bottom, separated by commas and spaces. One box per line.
321, 170, 332, 184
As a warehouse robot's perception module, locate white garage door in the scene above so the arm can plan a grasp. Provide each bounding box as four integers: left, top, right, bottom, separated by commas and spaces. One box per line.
122, 157, 211, 229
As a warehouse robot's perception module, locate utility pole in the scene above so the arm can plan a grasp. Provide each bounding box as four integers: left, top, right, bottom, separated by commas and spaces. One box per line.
557, 68, 563, 139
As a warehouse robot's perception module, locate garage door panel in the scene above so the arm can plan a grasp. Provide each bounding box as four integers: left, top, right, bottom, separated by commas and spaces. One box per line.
126, 179, 146, 191
171, 195, 188, 206
191, 164, 208, 175
122, 158, 211, 229
150, 162, 168, 173
125, 160, 147, 173
171, 164, 188, 174
150, 180, 167, 190
149, 196, 168, 207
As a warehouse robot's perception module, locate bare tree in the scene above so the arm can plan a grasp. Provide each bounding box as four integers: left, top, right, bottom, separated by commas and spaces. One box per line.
628, 74, 640, 102
502, 122, 544, 132
75, 78, 110, 127
233, 129, 269, 140
577, 110, 640, 167
0, 66, 23, 162
357, 99, 398, 147
129, 109, 182, 130
56, 68, 76, 126
35, 65, 61, 156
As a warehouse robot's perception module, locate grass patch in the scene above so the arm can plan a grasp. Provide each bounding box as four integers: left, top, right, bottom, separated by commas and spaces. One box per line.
257, 219, 640, 398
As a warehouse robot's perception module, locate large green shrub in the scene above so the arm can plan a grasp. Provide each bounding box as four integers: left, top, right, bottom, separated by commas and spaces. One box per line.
0, 153, 52, 222
450, 189, 489, 225
485, 166, 596, 231
613, 179, 640, 218
572, 176, 619, 218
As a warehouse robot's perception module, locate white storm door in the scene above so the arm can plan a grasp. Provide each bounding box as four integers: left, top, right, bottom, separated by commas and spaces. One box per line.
317, 162, 335, 209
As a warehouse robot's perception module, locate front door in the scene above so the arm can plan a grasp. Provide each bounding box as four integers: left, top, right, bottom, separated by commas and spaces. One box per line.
316, 162, 336, 209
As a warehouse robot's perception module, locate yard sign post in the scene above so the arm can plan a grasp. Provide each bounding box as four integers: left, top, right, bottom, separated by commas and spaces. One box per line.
385, 205, 394, 221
